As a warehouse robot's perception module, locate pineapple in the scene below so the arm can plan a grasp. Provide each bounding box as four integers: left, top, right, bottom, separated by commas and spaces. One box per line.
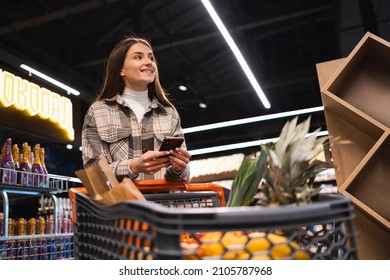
227, 116, 333, 207
256, 116, 332, 206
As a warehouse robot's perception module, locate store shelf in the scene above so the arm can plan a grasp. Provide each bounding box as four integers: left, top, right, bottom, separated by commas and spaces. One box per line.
0, 170, 78, 260
316, 31, 390, 259
0, 233, 73, 260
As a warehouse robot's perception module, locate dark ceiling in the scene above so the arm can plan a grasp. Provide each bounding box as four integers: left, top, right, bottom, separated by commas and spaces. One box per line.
1, 0, 389, 161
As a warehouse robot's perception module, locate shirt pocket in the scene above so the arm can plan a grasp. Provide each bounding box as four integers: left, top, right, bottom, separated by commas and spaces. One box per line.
99, 126, 130, 143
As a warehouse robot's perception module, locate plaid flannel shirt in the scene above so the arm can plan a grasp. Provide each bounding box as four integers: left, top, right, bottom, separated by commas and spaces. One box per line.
82, 94, 190, 182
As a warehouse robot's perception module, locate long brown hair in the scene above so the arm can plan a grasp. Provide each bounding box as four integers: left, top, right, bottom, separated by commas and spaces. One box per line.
96, 36, 175, 109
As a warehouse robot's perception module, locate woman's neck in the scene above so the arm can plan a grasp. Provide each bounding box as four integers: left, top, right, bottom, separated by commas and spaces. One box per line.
123, 87, 148, 101
122, 87, 150, 124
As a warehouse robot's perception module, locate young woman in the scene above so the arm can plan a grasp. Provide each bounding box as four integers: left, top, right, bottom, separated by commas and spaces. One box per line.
82, 36, 191, 181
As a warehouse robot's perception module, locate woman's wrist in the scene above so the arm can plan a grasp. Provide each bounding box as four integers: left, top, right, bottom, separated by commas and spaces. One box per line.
128, 160, 139, 179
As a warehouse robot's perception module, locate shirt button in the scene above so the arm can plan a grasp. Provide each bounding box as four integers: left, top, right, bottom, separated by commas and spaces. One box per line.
141, 128, 146, 133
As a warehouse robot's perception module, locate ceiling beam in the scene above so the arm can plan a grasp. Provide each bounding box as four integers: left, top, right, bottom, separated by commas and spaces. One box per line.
0, 0, 121, 35
358, 0, 379, 35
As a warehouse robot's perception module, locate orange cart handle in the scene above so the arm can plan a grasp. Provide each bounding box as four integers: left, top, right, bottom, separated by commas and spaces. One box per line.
133, 179, 188, 192
68, 180, 227, 222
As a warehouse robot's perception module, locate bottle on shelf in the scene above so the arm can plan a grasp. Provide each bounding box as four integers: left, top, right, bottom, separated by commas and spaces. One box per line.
0, 141, 5, 166
6, 218, 16, 259
28, 145, 33, 169
0, 214, 4, 259
12, 144, 20, 185
28, 218, 38, 260
1, 138, 16, 185
31, 144, 44, 188
0, 214, 3, 236
12, 144, 19, 170
46, 217, 56, 260
16, 218, 29, 260
19, 153, 23, 168
39, 147, 49, 188
37, 216, 47, 260
19, 142, 32, 187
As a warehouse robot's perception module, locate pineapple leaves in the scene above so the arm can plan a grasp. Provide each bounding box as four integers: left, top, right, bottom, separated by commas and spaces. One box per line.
228, 116, 334, 207
227, 151, 267, 207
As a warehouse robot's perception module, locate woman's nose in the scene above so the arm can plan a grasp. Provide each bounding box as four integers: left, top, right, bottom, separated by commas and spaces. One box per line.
144, 57, 153, 64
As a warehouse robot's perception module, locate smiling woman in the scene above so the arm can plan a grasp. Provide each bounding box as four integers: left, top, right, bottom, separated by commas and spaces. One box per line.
120, 43, 156, 90
81, 36, 192, 182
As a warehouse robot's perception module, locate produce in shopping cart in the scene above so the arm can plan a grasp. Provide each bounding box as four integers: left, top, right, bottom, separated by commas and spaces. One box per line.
228, 116, 333, 208
181, 231, 310, 260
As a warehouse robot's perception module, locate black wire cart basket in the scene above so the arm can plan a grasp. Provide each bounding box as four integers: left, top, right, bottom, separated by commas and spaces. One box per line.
70, 180, 358, 260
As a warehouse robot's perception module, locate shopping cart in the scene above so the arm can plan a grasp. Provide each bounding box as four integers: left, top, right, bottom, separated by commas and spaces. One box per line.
69, 180, 358, 260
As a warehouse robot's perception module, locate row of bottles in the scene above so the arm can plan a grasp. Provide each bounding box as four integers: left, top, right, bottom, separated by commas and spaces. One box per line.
0, 138, 48, 188
0, 216, 73, 260
37, 197, 72, 220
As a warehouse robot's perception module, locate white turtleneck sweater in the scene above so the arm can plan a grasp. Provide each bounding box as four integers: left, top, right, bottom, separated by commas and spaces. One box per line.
122, 87, 150, 124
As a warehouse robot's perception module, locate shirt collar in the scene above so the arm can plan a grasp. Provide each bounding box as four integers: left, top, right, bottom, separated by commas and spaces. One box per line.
104, 93, 168, 113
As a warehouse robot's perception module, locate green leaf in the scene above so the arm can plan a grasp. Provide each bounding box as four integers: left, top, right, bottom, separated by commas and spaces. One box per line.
227, 152, 267, 207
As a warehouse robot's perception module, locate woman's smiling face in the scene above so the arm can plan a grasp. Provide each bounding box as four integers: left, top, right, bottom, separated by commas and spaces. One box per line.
120, 42, 156, 90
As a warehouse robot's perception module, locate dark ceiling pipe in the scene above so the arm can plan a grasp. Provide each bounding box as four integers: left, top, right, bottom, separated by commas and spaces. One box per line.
358, 0, 379, 35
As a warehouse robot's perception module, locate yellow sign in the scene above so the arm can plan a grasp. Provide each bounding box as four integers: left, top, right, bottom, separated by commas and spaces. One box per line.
0, 68, 74, 141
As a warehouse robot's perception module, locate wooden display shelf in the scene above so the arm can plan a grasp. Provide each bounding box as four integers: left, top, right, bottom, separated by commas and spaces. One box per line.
316, 32, 390, 259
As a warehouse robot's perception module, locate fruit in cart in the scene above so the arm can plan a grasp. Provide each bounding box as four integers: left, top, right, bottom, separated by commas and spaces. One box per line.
292, 249, 311, 260
182, 230, 310, 260
247, 232, 270, 253
256, 116, 333, 206
221, 231, 248, 248
180, 233, 198, 244
247, 232, 305, 259
198, 231, 223, 241
196, 242, 224, 257
223, 250, 250, 260
227, 152, 267, 207
227, 116, 334, 207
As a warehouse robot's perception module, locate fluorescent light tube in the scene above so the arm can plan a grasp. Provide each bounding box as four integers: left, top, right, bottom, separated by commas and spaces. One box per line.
189, 131, 328, 156
20, 64, 80, 96
201, 0, 270, 109
183, 106, 324, 134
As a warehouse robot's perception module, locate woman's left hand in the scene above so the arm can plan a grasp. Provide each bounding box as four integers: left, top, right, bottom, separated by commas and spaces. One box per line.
168, 147, 191, 173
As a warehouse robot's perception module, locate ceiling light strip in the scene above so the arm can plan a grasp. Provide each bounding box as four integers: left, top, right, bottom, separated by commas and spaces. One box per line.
200, 0, 271, 109
20, 64, 80, 96
183, 106, 324, 134
189, 130, 328, 156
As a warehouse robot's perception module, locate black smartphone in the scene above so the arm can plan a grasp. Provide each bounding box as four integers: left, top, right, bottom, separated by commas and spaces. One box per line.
159, 136, 184, 151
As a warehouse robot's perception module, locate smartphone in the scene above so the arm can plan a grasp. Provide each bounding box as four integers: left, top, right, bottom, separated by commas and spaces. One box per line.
159, 136, 184, 151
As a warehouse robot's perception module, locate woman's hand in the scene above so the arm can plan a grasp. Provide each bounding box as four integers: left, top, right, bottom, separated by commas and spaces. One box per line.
168, 147, 191, 173
130, 150, 171, 175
